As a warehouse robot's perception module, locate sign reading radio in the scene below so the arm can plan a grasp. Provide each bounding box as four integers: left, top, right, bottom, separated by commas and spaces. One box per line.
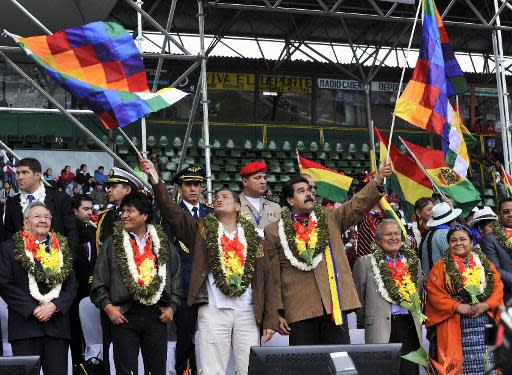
260, 75, 312, 94
207, 72, 256, 91
317, 78, 400, 92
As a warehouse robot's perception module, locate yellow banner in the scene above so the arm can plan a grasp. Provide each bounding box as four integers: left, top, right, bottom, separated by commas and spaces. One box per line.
207, 72, 255, 91
259, 75, 312, 94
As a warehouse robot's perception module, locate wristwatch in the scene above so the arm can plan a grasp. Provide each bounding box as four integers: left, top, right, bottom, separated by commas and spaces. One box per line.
371, 176, 385, 194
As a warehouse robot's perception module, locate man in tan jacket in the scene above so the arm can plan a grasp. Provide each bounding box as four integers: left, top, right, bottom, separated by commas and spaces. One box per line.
265, 162, 391, 345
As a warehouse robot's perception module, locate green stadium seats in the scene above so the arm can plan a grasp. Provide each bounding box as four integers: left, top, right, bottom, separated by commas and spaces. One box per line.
280, 175, 290, 183
158, 136, 168, 147
256, 141, 264, 150
147, 136, 157, 147
244, 140, 253, 149
483, 188, 495, 197
226, 139, 235, 148
484, 198, 496, 207
268, 141, 277, 150
267, 175, 276, 183
187, 137, 194, 147
226, 165, 237, 172
323, 142, 331, 152
361, 143, 370, 153
214, 149, 227, 157
131, 137, 139, 147
335, 143, 344, 152
399, 144, 407, 154
309, 142, 319, 152
229, 182, 239, 191
164, 148, 175, 157
284, 165, 295, 173
261, 151, 271, 158
283, 160, 294, 167
270, 165, 281, 173
118, 146, 129, 155
170, 137, 180, 147
329, 152, 340, 160
348, 144, 358, 153
276, 151, 287, 159
283, 141, 291, 151
219, 172, 230, 181
231, 149, 242, 157
165, 162, 177, 171
296, 141, 305, 150
101, 135, 110, 144
213, 140, 222, 148
211, 163, 221, 172
162, 171, 172, 182
115, 135, 124, 145
317, 152, 327, 160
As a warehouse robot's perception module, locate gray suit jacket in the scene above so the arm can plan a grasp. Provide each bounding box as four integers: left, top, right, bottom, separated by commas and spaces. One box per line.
352, 254, 422, 344
480, 232, 512, 302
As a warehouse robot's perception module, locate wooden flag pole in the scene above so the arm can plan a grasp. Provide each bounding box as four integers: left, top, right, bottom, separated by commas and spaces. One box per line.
398, 136, 446, 198
385, 0, 422, 164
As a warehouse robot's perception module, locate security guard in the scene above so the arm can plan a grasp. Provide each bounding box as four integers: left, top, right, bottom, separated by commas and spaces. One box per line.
95, 167, 143, 251
239, 161, 281, 237
168, 166, 212, 375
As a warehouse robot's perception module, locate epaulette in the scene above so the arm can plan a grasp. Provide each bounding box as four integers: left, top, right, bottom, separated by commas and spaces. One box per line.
98, 207, 113, 216
203, 202, 214, 209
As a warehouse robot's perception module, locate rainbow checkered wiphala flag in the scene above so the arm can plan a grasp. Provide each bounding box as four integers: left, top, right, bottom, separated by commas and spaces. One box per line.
394, 0, 468, 134
7, 22, 187, 128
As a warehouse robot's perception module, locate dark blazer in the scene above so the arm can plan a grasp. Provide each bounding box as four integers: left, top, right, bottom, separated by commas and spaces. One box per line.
3, 188, 79, 252
152, 180, 279, 331
481, 232, 512, 302
0, 239, 78, 341
74, 219, 98, 299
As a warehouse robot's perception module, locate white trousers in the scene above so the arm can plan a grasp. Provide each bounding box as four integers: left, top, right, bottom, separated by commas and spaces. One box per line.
197, 304, 260, 375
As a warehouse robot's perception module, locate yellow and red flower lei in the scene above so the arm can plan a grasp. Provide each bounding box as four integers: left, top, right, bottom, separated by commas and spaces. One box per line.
129, 237, 156, 286
386, 258, 418, 305
451, 253, 482, 303
220, 234, 246, 290
292, 216, 319, 265
21, 230, 61, 275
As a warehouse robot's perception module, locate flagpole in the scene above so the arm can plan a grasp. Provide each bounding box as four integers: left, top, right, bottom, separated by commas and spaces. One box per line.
296, 149, 301, 172
117, 128, 143, 159
385, 0, 422, 164
398, 136, 446, 198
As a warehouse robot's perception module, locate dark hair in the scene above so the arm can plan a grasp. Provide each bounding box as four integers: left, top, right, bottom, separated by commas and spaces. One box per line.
18, 158, 42, 173
280, 174, 310, 207
447, 225, 473, 242
120, 192, 153, 223
414, 197, 434, 213
475, 219, 496, 231
498, 197, 512, 213
214, 187, 240, 204
70, 194, 93, 211
80, 164, 87, 170
98, 166, 104, 170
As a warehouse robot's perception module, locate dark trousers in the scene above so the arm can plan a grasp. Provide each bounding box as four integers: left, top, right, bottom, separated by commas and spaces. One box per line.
110, 304, 167, 375
100, 310, 112, 375
70, 300, 84, 366
289, 312, 349, 346
389, 315, 420, 375
11, 336, 69, 375
174, 302, 198, 375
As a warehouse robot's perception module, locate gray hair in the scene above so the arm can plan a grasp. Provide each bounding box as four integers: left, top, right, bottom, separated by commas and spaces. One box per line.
375, 219, 401, 241
23, 201, 51, 220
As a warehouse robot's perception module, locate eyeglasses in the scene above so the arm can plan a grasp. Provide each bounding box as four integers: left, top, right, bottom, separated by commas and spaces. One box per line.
30, 214, 52, 221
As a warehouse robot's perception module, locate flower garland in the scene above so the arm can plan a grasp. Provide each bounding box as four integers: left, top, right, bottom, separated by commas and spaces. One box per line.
113, 223, 169, 305
492, 221, 512, 256
204, 214, 259, 297
443, 247, 493, 304
278, 204, 329, 271
370, 242, 426, 323
19, 182, 46, 212
13, 230, 73, 303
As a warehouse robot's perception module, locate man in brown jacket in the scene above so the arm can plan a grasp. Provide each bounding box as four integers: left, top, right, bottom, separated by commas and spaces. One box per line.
139, 157, 278, 375
265, 162, 391, 345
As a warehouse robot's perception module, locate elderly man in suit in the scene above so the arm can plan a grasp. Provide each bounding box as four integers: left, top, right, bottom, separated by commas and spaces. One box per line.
0, 201, 77, 375
481, 197, 512, 303
353, 219, 423, 375
264, 162, 392, 345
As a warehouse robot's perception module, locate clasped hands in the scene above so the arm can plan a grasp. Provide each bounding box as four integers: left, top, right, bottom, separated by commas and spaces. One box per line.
33, 302, 57, 322
456, 302, 489, 318
104, 304, 175, 325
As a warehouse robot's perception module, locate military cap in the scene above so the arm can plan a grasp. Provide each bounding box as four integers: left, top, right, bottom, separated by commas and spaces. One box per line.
106, 167, 143, 191
172, 165, 206, 185
240, 161, 267, 177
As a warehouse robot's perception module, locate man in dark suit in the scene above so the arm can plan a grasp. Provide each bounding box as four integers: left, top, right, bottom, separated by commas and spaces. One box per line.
481, 197, 512, 303
0, 201, 77, 375
170, 166, 213, 375
3, 157, 79, 249
70, 194, 97, 367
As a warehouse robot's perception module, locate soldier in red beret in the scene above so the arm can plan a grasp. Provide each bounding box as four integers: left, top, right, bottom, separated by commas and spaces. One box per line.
239, 162, 281, 237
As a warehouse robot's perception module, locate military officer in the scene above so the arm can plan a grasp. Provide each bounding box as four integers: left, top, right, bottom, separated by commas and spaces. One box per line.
239, 161, 281, 237
95, 167, 143, 250
169, 166, 213, 375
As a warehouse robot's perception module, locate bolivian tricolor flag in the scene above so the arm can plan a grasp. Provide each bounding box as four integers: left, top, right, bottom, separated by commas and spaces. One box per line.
501, 165, 512, 197
374, 127, 433, 219
379, 196, 407, 239
400, 137, 480, 216
298, 155, 352, 202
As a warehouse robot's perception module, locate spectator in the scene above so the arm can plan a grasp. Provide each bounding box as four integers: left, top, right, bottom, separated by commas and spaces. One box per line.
60, 166, 75, 188
76, 164, 91, 189
3, 157, 17, 191
420, 202, 461, 276
468, 206, 498, 247
90, 183, 107, 207
94, 166, 107, 185
411, 197, 434, 247
426, 225, 503, 373
43, 168, 57, 188
83, 177, 96, 195
65, 180, 83, 197
0, 181, 15, 207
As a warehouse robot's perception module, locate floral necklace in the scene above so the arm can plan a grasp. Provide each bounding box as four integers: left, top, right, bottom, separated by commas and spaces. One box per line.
443, 247, 493, 304
14, 230, 73, 303
204, 214, 259, 297
370, 242, 426, 323
492, 221, 512, 256
113, 223, 169, 305
278, 205, 329, 271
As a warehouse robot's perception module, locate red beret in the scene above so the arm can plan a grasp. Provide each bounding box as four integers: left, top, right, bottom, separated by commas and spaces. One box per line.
240, 161, 267, 177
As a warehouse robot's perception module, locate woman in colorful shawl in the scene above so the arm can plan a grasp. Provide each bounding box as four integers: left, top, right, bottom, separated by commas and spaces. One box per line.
425, 225, 503, 374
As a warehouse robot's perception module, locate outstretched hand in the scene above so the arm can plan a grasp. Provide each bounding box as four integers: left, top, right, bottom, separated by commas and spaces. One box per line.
139, 156, 159, 184
375, 161, 392, 185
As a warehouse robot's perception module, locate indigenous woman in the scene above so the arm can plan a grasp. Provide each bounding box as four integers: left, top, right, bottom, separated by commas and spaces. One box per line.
425, 225, 504, 374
